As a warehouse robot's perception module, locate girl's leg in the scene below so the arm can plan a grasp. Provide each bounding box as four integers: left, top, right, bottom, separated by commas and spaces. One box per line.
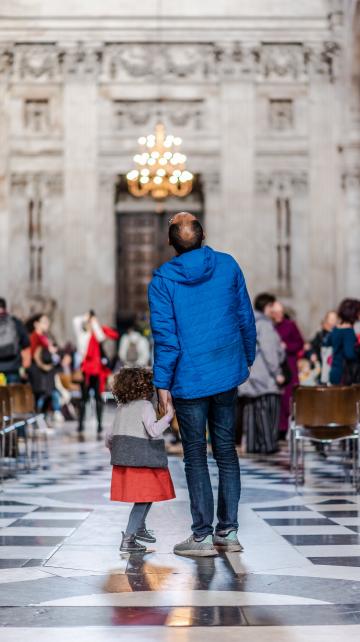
140, 502, 152, 529
125, 503, 152, 536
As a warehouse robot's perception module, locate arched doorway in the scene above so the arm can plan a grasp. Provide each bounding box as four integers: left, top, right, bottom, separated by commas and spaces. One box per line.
114, 175, 204, 327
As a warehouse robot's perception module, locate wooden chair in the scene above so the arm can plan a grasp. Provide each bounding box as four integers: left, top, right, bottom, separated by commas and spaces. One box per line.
0, 387, 23, 481
290, 386, 359, 491
8, 384, 48, 466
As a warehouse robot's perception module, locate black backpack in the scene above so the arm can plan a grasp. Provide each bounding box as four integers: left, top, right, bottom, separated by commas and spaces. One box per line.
0, 316, 19, 360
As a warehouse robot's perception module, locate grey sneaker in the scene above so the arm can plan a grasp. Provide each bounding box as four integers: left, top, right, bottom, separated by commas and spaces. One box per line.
213, 529, 244, 552
174, 534, 218, 557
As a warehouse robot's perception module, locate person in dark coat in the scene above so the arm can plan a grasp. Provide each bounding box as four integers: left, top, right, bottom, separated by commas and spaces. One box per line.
148, 212, 256, 557
271, 301, 304, 437
326, 298, 360, 385
239, 293, 285, 454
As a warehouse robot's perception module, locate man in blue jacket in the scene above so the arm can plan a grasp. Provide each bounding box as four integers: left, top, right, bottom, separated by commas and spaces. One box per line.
148, 212, 256, 556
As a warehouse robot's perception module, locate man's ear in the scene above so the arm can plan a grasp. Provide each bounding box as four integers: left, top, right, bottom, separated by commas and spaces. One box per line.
202, 233, 206, 241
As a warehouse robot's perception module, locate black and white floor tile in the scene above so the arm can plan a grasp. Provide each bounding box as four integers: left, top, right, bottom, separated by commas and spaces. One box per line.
0, 410, 360, 641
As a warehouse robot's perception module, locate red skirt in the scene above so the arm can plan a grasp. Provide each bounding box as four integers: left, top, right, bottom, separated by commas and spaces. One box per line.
111, 465, 175, 503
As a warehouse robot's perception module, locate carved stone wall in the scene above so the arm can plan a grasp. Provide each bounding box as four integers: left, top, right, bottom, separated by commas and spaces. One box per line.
0, 0, 356, 338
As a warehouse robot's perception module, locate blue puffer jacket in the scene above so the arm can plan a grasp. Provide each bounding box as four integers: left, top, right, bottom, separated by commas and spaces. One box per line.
148, 246, 256, 399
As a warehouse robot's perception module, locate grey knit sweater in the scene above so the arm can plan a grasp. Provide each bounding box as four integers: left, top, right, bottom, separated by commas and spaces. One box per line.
109, 400, 172, 469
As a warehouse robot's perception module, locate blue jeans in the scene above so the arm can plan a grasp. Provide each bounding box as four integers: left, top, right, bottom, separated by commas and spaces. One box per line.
174, 387, 240, 537
37, 389, 61, 413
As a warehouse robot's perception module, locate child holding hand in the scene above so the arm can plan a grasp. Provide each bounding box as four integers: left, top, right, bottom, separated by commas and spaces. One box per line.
106, 368, 175, 552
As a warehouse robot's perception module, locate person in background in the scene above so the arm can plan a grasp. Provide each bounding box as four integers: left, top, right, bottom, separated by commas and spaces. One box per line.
118, 324, 150, 368
239, 293, 285, 454
73, 311, 118, 440
27, 313, 63, 425
309, 311, 338, 364
307, 310, 338, 384
271, 301, 304, 438
0, 297, 30, 383
326, 298, 360, 385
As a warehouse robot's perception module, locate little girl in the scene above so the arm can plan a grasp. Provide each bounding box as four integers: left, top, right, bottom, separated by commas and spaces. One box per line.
106, 368, 175, 552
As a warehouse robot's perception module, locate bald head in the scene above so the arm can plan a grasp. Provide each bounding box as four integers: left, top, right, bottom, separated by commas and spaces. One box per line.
168, 212, 204, 255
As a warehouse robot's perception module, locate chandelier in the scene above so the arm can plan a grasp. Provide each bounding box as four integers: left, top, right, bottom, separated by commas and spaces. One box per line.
126, 123, 194, 200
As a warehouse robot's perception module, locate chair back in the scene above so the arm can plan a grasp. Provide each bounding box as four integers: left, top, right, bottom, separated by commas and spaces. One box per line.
294, 386, 358, 439
8, 384, 35, 415
0, 386, 12, 422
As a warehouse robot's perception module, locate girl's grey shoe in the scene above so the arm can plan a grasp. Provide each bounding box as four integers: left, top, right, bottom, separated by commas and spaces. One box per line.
120, 531, 146, 553
213, 530, 244, 552
174, 534, 218, 557
135, 527, 156, 543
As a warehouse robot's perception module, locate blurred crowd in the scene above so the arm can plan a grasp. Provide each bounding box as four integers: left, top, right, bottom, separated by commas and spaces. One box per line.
0, 297, 152, 440
238, 294, 360, 455
1, 293, 360, 452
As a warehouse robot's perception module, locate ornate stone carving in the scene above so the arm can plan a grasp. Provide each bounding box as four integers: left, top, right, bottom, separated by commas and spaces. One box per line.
102, 43, 216, 82
0, 46, 13, 79
13, 44, 60, 81
257, 44, 307, 80
269, 99, 294, 130
0, 41, 341, 84
60, 42, 103, 79
255, 171, 308, 195
11, 173, 63, 197
113, 99, 204, 131
24, 99, 50, 133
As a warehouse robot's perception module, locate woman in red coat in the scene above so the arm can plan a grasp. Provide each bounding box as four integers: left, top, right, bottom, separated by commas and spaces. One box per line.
73, 311, 118, 440
272, 301, 304, 438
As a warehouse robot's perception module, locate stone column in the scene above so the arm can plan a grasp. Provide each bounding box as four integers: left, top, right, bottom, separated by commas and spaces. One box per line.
63, 46, 99, 337
342, 171, 360, 297
308, 72, 339, 326
93, 174, 116, 325
0, 83, 10, 302
202, 171, 222, 246
219, 78, 255, 293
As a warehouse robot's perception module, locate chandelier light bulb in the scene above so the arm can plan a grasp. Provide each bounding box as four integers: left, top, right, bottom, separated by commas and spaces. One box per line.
127, 121, 193, 200
126, 169, 139, 180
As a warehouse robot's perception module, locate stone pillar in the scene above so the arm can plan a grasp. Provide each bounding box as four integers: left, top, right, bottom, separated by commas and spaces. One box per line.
342, 171, 360, 297
0, 84, 10, 302
63, 57, 99, 337
202, 171, 222, 247
93, 174, 116, 325
308, 74, 339, 326
220, 79, 255, 292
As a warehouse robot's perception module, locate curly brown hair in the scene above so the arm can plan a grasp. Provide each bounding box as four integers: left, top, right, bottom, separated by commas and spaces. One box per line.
112, 368, 154, 405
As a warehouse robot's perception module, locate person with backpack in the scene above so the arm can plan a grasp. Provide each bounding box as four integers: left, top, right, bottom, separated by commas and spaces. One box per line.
0, 297, 30, 383
118, 325, 150, 368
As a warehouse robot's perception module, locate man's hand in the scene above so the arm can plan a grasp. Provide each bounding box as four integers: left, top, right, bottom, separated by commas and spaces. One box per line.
276, 374, 285, 386
157, 389, 172, 416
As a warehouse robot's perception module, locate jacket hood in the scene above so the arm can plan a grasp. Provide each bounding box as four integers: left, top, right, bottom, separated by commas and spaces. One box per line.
154, 246, 217, 285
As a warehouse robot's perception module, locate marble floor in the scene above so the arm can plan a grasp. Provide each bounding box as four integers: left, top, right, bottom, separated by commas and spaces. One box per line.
0, 407, 360, 641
